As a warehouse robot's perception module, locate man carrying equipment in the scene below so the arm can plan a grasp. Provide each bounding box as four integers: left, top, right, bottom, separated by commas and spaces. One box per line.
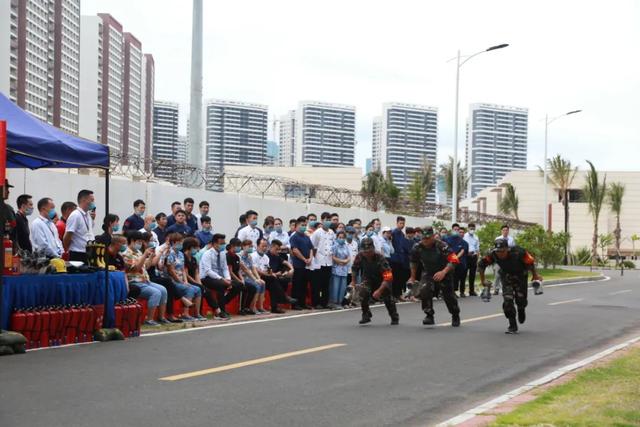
478, 239, 543, 334
407, 226, 461, 327
350, 238, 399, 325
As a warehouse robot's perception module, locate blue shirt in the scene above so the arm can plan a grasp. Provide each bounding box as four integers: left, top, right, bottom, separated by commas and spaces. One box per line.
166, 249, 186, 284
289, 231, 314, 269
390, 228, 408, 265
185, 214, 198, 231
123, 214, 145, 232
381, 238, 394, 259
195, 230, 213, 247
166, 223, 193, 236
331, 242, 351, 277
445, 235, 469, 269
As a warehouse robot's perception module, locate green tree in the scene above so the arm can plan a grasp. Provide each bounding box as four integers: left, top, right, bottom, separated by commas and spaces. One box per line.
476, 221, 503, 255
631, 234, 640, 257
583, 161, 607, 268
361, 170, 385, 212
517, 225, 568, 269
439, 156, 468, 215
499, 183, 519, 220
406, 172, 427, 215
607, 182, 625, 264
598, 233, 614, 264
382, 168, 401, 212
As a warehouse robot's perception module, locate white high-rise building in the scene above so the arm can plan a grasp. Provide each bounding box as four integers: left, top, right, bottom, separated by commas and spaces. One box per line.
122, 32, 143, 159
295, 101, 355, 167
152, 101, 179, 181
373, 103, 438, 201
277, 110, 295, 167
141, 53, 155, 167
177, 135, 188, 164
466, 103, 528, 198
205, 99, 268, 177
0, 0, 80, 134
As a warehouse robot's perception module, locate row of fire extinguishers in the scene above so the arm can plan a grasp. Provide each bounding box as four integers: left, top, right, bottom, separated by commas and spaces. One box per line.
10, 305, 102, 349
113, 298, 144, 338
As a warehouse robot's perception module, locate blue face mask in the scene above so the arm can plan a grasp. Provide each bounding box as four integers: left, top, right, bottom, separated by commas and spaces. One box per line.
149, 242, 157, 249
245, 247, 254, 254
137, 210, 145, 217
347, 234, 354, 241
191, 248, 199, 256
250, 220, 258, 227
202, 225, 211, 232
336, 238, 345, 245
218, 243, 227, 252
234, 246, 242, 253
133, 243, 142, 251
119, 244, 127, 253
374, 227, 381, 233
275, 226, 282, 233
367, 231, 374, 237
112, 224, 120, 232
174, 243, 183, 251
299, 226, 307, 233
47, 209, 56, 220
323, 221, 332, 229
88, 202, 96, 211
309, 221, 318, 228
25, 207, 34, 216
148, 221, 157, 230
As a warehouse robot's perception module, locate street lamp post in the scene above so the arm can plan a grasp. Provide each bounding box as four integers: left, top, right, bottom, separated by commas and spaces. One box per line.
451, 43, 508, 223
542, 109, 582, 231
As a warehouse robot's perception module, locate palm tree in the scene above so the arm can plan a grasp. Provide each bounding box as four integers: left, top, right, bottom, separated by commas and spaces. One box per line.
417, 156, 436, 197
499, 183, 519, 220
407, 172, 427, 215
631, 234, 640, 258
582, 160, 607, 268
361, 170, 385, 211
439, 156, 468, 213
607, 182, 625, 264
598, 233, 614, 263
382, 168, 401, 212
539, 155, 578, 263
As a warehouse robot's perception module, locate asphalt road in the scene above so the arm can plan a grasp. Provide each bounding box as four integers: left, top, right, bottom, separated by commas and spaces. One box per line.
1, 271, 639, 427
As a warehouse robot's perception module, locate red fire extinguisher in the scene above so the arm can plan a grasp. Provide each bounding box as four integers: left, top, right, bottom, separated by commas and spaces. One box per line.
62, 306, 72, 345
86, 306, 96, 342
3, 234, 13, 275
39, 309, 50, 348
30, 309, 42, 349
10, 309, 26, 337
70, 306, 81, 344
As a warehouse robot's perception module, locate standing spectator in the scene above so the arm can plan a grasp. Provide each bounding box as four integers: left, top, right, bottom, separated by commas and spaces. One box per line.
30, 197, 63, 257
195, 216, 213, 247
182, 237, 221, 321
310, 213, 335, 309
306, 213, 318, 232
234, 214, 247, 237
123, 232, 170, 325
414, 227, 423, 243
240, 239, 265, 313
237, 210, 263, 247
288, 218, 297, 236
330, 213, 340, 231
445, 223, 469, 297
390, 216, 410, 299
227, 238, 257, 315
166, 201, 182, 227
195, 200, 210, 230
14, 193, 33, 252
263, 216, 275, 236
122, 199, 146, 232
200, 233, 244, 319
381, 227, 395, 260
63, 189, 96, 263
95, 214, 120, 246
139, 214, 160, 248
56, 201, 76, 240
290, 217, 313, 310
153, 213, 169, 244
463, 223, 480, 296
345, 226, 359, 284
269, 217, 290, 251
493, 224, 516, 295
439, 228, 449, 240
330, 231, 350, 309
164, 233, 202, 321
166, 209, 193, 236
183, 198, 198, 231
252, 238, 294, 314
267, 240, 294, 296
496, 224, 516, 247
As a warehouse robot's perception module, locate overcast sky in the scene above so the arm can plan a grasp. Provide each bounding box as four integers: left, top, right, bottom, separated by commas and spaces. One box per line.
83, 0, 640, 172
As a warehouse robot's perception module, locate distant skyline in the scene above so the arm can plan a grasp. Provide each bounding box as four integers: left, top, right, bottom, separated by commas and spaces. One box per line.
82, 0, 640, 172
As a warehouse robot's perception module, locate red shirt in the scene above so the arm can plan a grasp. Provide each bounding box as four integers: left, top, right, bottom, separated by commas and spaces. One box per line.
56, 219, 66, 240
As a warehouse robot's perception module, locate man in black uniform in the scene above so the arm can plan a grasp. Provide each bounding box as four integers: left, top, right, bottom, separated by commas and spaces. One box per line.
350, 238, 399, 325
478, 239, 542, 334
408, 226, 461, 327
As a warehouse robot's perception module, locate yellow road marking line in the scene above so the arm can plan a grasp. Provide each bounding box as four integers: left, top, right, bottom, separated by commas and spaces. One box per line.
548, 298, 583, 306
436, 313, 503, 327
159, 343, 347, 381
609, 289, 632, 295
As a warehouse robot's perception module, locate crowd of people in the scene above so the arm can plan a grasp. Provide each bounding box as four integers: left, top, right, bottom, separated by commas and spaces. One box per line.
5, 182, 534, 332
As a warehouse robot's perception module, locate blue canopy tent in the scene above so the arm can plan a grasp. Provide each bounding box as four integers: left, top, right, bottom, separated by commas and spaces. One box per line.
0, 92, 112, 332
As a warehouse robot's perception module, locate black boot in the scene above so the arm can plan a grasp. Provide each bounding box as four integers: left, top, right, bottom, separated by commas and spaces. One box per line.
423, 314, 435, 325
506, 317, 518, 334
359, 311, 372, 325
518, 307, 526, 324
384, 300, 399, 325
452, 313, 461, 327
390, 316, 399, 325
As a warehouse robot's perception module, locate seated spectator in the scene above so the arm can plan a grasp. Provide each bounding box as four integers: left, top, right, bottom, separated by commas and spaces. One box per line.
140, 214, 160, 248
267, 239, 294, 295
164, 233, 202, 321
227, 238, 257, 315
199, 233, 245, 319
195, 215, 213, 247
183, 197, 198, 231
122, 199, 146, 232
239, 239, 265, 313
166, 209, 193, 236
144, 233, 181, 323
196, 200, 210, 230
30, 197, 63, 258
56, 201, 77, 240
95, 213, 120, 246
123, 232, 170, 326
252, 238, 296, 314
153, 212, 169, 245
106, 235, 128, 274
263, 215, 275, 236
166, 201, 182, 227
181, 237, 222, 321
330, 230, 350, 309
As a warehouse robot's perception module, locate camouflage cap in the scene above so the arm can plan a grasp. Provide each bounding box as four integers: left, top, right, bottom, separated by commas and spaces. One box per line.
494, 238, 509, 250
360, 237, 375, 251
421, 226, 435, 238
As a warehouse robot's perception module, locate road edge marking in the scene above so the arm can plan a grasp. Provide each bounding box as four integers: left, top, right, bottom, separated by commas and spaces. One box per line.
548, 298, 584, 306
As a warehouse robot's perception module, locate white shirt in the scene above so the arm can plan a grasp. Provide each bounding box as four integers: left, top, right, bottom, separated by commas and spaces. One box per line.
65, 207, 94, 253
237, 225, 262, 248
31, 215, 63, 257
268, 230, 290, 248
371, 233, 385, 255
251, 251, 270, 273
347, 239, 359, 270
464, 232, 480, 255
200, 247, 230, 280
139, 227, 160, 248
495, 234, 516, 247
311, 227, 335, 267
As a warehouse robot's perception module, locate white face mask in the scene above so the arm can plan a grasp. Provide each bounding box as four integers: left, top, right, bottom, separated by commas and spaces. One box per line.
469, 230, 475, 235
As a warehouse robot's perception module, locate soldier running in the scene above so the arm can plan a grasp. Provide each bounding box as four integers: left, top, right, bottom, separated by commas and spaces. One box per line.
407, 226, 461, 327
478, 238, 543, 334
350, 238, 399, 325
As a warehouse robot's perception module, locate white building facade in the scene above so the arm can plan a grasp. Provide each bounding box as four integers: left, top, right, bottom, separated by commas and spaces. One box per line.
277, 110, 295, 167
152, 101, 179, 181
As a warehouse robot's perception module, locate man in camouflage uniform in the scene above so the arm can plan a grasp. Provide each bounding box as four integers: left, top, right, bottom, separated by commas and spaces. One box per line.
478, 238, 542, 334
350, 238, 399, 325
408, 226, 461, 327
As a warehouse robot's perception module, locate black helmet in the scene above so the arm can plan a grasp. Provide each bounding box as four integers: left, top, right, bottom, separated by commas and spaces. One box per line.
360, 238, 375, 251
494, 238, 509, 250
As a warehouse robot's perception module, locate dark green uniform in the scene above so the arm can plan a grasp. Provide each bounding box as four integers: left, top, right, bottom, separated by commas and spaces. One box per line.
410, 240, 460, 321
351, 250, 398, 324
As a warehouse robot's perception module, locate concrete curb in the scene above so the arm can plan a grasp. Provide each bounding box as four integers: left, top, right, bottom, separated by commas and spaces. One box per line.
542, 275, 604, 286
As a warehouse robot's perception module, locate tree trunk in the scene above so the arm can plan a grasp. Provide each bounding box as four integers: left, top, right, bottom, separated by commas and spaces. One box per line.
614, 214, 621, 266
564, 190, 570, 264
591, 221, 599, 269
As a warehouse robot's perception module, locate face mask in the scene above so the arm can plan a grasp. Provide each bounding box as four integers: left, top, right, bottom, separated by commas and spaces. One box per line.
112, 224, 121, 232
25, 207, 33, 216
133, 243, 143, 251
234, 246, 241, 253
275, 226, 282, 233
119, 245, 127, 253
250, 220, 258, 227
469, 230, 475, 235
88, 202, 96, 210
374, 227, 381, 233
137, 210, 145, 217
257, 250, 264, 256
298, 226, 307, 233
323, 221, 332, 229
150, 221, 157, 230
451, 231, 458, 237
174, 243, 183, 251
265, 227, 273, 234
346, 234, 353, 242
200, 210, 208, 216
149, 242, 157, 249
218, 243, 227, 252
245, 247, 254, 254
309, 221, 318, 228
47, 209, 56, 220
202, 225, 211, 232
336, 238, 345, 245
366, 231, 374, 237
191, 249, 199, 256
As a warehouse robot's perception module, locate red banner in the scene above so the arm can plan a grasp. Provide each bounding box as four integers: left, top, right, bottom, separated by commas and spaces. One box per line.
0, 120, 6, 183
